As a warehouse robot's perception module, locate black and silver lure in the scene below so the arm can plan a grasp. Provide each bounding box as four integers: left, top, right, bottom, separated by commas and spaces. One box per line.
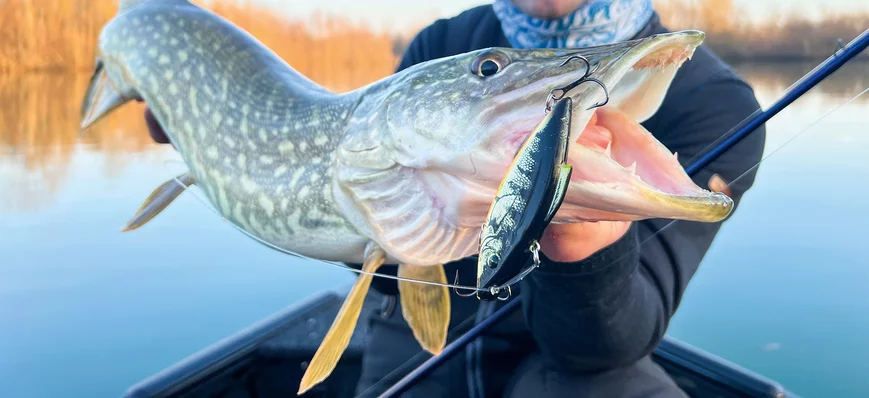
472, 96, 574, 301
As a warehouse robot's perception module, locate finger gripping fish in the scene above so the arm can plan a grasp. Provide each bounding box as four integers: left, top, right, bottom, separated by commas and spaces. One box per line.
475, 97, 574, 300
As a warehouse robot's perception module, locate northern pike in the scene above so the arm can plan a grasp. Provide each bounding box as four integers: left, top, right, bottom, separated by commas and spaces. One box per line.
79, 0, 732, 394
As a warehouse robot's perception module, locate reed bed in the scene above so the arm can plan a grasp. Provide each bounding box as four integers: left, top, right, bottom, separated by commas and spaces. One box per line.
2, 0, 868, 78
0, 0, 400, 90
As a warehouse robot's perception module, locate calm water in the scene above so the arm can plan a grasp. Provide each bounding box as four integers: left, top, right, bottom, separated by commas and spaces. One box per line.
1, 60, 868, 397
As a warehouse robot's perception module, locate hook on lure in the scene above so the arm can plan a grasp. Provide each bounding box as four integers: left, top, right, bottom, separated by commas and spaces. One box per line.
545, 54, 610, 113
469, 241, 542, 301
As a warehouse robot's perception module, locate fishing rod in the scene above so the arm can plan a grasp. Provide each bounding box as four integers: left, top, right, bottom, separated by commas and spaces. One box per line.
377, 27, 869, 398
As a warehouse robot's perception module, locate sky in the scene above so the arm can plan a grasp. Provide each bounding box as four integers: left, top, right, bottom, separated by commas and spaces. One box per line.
257, 0, 869, 33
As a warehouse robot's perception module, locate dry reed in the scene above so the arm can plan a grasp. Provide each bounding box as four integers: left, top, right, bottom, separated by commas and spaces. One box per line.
2, 0, 867, 77
0, 0, 401, 90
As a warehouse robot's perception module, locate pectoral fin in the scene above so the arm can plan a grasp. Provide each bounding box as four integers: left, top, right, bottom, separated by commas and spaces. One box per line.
545, 164, 573, 223
397, 264, 450, 355
298, 244, 386, 395
120, 173, 195, 232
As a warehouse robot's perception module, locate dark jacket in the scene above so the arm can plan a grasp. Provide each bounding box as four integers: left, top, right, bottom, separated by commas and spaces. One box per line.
355, 6, 766, 397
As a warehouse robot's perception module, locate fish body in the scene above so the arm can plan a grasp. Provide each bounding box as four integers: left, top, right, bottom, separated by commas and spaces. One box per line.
80, 0, 734, 393
476, 97, 573, 300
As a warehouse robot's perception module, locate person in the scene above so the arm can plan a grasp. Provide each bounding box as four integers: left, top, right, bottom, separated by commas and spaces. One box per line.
144, 0, 766, 396
355, 1, 766, 397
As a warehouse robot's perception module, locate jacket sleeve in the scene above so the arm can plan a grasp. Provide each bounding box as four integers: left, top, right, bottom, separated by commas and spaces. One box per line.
518, 75, 766, 372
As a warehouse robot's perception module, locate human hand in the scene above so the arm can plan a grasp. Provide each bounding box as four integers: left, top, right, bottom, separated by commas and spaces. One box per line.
539, 221, 631, 263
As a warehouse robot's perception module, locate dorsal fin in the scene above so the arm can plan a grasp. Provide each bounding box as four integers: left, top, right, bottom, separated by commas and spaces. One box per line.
118, 0, 149, 11
118, 0, 186, 12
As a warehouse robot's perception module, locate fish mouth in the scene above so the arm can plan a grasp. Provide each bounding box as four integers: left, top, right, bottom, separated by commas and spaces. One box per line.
559, 105, 733, 223
489, 31, 733, 223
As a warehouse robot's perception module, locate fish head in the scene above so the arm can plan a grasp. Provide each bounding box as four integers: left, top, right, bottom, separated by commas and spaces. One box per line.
378, 30, 732, 227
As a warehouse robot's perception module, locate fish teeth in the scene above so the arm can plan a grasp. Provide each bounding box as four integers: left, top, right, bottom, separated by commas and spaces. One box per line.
628, 161, 637, 175
604, 142, 612, 158
673, 151, 679, 161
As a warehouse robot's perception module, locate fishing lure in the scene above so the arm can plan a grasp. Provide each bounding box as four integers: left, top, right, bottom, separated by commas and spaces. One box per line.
472, 96, 575, 301
467, 54, 612, 301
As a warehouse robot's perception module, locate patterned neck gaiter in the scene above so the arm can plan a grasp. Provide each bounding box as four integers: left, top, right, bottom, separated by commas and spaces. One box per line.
492, 0, 655, 49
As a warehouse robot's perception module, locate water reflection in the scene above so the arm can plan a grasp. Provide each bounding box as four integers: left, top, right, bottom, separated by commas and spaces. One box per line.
0, 74, 153, 213
668, 60, 869, 398
734, 60, 869, 103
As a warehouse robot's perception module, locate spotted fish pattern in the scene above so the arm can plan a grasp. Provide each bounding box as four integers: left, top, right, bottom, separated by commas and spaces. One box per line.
97, 2, 372, 261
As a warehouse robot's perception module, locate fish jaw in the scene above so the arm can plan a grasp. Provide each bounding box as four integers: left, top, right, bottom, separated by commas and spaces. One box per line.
555, 30, 734, 222
442, 30, 733, 225
555, 106, 733, 223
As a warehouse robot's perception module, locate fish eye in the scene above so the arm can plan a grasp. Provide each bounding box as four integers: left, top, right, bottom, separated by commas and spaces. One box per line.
479, 60, 499, 76
471, 50, 510, 78
487, 254, 500, 269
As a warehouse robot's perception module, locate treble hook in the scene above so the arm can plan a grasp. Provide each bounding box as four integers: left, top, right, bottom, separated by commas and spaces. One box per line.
489, 285, 512, 301
453, 270, 512, 300
545, 78, 609, 113
545, 54, 610, 113
454, 270, 477, 297
558, 54, 595, 73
